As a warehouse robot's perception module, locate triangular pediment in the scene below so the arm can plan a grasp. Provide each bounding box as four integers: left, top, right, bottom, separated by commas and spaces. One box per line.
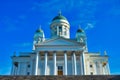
40, 37, 79, 46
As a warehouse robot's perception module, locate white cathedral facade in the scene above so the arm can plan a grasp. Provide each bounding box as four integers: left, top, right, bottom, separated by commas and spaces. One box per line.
11, 13, 110, 75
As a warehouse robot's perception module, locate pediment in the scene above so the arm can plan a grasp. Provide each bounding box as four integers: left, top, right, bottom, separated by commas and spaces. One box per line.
39, 38, 79, 46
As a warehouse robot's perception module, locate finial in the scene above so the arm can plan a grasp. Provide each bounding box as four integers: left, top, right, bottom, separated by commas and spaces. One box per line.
58, 10, 61, 16
104, 50, 107, 55
39, 25, 41, 30
78, 25, 81, 29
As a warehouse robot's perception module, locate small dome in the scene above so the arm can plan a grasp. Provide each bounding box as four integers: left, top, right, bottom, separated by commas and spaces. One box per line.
77, 29, 84, 33
36, 28, 43, 33
34, 28, 45, 39
34, 27, 45, 43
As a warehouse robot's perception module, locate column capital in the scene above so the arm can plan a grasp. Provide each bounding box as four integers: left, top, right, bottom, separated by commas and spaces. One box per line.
36, 51, 39, 53
34, 49, 40, 53
44, 51, 48, 53
53, 51, 56, 53
72, 51, 75, 53
64, 51, 67, 53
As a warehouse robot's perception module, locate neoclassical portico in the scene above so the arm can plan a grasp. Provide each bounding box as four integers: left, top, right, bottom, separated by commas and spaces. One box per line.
34, 50, 85, 75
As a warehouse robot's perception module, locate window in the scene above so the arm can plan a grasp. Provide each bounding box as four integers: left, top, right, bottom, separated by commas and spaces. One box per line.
90, 72, 93, 75
59, 26, 62, 32
27, 72, 30, 75
28, 65, 30, 68
64, 27, 67, 35
64, 31, 67, 35
58, 66, 63, 70
14, 62, 18, 67
58, 26, 62, 36
90, 65, 93, 68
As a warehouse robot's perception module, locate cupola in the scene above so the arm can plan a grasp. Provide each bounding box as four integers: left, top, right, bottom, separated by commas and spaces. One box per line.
50, 11, 70, 39
33, 27, 45, 44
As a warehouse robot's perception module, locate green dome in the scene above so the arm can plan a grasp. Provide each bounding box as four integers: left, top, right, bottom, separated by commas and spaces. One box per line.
36, 28, 43, 33
77, 29, 84, 33
52, 15, 67, 21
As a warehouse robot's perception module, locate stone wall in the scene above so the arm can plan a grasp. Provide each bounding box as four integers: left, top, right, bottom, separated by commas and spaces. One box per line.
0, 75, 120, 80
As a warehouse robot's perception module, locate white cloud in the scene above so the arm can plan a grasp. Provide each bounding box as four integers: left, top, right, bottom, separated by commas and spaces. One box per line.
84, 23, 94, 30
30, 0, 98, 30
69, 0, 98, 28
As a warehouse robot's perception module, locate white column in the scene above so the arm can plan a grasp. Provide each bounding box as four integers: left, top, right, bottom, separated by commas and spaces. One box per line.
103, 66, 106, 75
15, 65, 18, 75
45, 52, 48, 75
57, 26, 59, 36
24, 63, 27, 75
102, 63, 106, 75
15, 66, 17, 75
35, 52, 39, 75
13, 64, 16, 75
64, 51, 67, 75
104, 64, 108, 75
99, 62, 103, 75
30, 59, 33, 75
53, 51, 56, 75
73, 52, 77, 75
106, 63, 110, 74
12, 63, 16, 75
72, 54, 74, 75
11, 62, 14, 75
82, 51, 86, 75
14, 62, 18, 75
87, 61, 90, 75
17, 62, 21, 75
94, 62, 97, 75
80, 54, 83, 75
96, 62, 99, 75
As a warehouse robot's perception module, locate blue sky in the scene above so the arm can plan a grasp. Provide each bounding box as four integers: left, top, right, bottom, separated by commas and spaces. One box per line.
0, 0, 120, 75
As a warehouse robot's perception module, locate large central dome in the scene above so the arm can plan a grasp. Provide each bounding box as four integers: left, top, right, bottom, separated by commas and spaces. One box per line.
52, 15, 67, 21
52, 11, 68, 21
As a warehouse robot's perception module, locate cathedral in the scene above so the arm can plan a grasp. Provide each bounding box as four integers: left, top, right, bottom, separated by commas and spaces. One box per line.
11, 12, 110, 75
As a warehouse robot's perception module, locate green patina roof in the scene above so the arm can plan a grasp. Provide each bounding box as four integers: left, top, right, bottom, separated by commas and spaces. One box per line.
52, 15, 67, 21
36, 29, 43, 33
77, 29, 84, 33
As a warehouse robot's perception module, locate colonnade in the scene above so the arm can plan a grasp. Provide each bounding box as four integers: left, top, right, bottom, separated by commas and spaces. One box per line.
35, 51, 84, 75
